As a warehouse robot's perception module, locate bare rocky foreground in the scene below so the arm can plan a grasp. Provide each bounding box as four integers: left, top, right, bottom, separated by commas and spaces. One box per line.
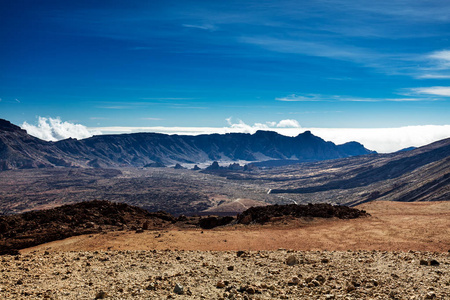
1, 249, 448, 299
1, 201, 449, 299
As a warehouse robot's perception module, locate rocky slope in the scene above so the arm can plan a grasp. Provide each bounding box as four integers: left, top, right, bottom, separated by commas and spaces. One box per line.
0, 119, 73, 170
0, 118, 374, 170
218, 137, 450, 206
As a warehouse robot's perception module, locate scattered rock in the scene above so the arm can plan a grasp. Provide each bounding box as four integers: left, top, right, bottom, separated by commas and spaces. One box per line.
288, 276, 300, 286
420, 259, 440, 266
345, 282, 355, 292
237, 251, 246, 257
142, 221, 150, 230
315, 274, 326, 284
429, 259, 440, 266
173, 283, 184, 295
0, 250, 448, 299
286, 255, 299, 266
95, 290, 108, 299
420, 259, 429, 266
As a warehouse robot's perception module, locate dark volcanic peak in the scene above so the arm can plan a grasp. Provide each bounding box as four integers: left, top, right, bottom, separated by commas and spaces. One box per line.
0, 118, 375, 170
0, 119, 24, 132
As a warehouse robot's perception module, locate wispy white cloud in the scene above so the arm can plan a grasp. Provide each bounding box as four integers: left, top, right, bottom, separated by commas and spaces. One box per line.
22, 117, 101, 141
416, 50, 450, 79
98, 106, 134, 109
409, 86, 450, 97
142, 117, 163, 121
172, 106, 208, 109
276, 93, 429, 103
428, 50, 450, 67
0, 98, 23, 104
240, 36, 374, 63
276, 94, 324, 102
90, 117, 109, 120
139, 97, 195, 101
182, 24, 216, 31
417, 74, 450, 79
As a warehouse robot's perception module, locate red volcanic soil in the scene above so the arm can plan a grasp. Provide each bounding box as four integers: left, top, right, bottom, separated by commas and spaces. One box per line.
21, 201, 450, 253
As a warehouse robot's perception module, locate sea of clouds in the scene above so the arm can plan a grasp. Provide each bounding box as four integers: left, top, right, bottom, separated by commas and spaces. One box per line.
21, 117, 101, 142
21, 117, 450, 153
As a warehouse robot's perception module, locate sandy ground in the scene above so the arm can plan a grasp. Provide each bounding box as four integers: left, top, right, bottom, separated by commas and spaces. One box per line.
22, 201, 450, 254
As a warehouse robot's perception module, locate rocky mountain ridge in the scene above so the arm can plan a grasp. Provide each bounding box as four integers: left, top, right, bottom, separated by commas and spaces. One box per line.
0, 119, 374, 170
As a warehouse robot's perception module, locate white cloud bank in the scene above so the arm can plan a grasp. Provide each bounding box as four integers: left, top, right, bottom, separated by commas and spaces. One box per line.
307, 126, 450, 153
91, 119, 450, 153
22, 117, 101, 141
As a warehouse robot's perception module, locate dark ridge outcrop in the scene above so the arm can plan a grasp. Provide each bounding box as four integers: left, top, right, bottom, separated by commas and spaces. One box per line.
236, 203, 369, 225
0, 200, 178, 254
0, 119, 24, 132
199, 216, 234, 229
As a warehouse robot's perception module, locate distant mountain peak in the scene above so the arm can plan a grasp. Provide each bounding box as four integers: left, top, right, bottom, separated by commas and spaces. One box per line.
0, 119, 24, 133
253, 130, 280, 137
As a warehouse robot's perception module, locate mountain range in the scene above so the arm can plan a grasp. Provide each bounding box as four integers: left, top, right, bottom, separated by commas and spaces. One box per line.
0, 119, 374, 170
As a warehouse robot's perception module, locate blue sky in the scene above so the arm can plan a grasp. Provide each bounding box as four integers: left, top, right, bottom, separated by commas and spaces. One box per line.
1, 1, 450, 151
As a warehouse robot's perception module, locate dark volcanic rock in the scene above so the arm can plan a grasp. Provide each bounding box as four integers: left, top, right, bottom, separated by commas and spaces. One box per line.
144, 162, 166, 168
206, 161, 221, 170
236, 203, 369, 225
0, 200, 177, 254
199, 216, 234, 229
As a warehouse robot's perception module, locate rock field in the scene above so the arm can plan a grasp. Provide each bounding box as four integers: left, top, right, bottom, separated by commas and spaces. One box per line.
1, 249, 448, 299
